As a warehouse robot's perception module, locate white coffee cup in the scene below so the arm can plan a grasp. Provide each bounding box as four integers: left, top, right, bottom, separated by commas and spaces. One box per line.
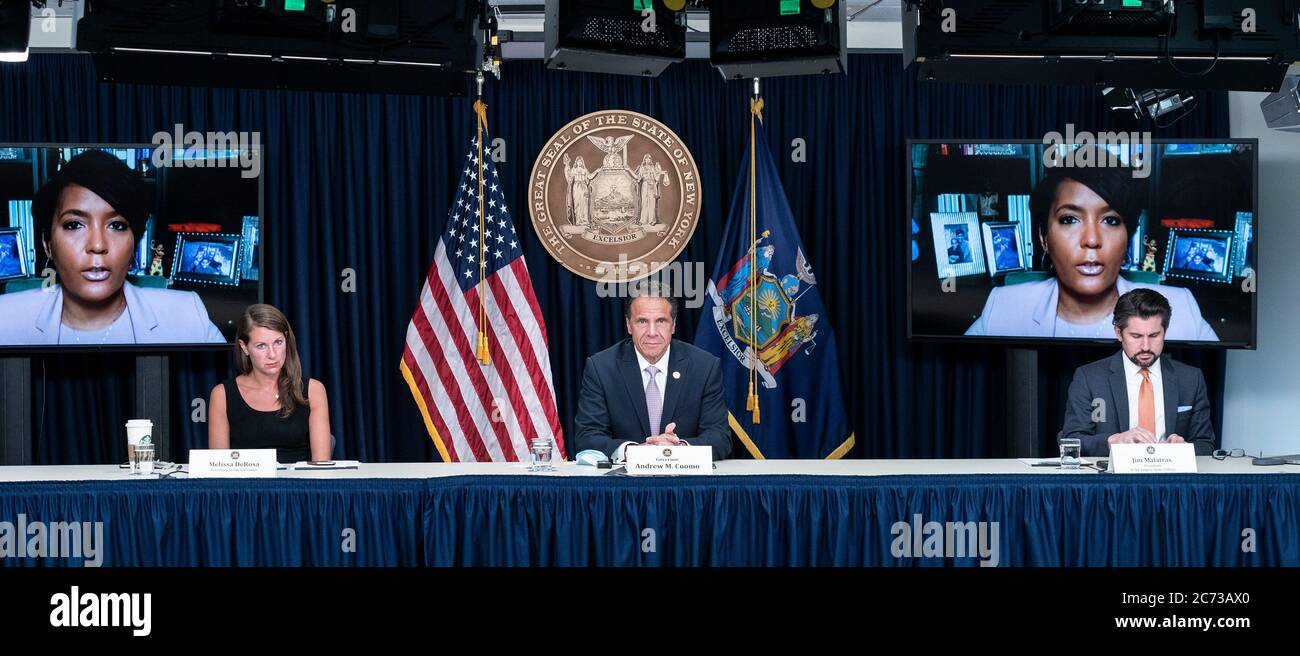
125, 419, 153, 452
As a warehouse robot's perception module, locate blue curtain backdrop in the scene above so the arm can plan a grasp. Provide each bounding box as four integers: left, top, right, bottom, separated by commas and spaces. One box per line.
0, 54, 1229, 464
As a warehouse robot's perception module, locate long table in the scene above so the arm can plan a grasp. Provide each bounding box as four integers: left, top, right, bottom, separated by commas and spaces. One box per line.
1, 459, 1297, 566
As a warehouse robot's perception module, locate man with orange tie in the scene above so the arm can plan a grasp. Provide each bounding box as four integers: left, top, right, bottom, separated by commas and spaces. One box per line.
1062, 288, 1217, 457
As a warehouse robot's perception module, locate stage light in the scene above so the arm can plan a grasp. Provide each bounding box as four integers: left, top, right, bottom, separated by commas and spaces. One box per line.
1260, 75, 1300, 133
0, 0, 31, 64
905, 0, 1295, 91
544, 0, 686, 77
1102, 86, 1198, 126
709, 0, 847, 79
77, 0, 482, 95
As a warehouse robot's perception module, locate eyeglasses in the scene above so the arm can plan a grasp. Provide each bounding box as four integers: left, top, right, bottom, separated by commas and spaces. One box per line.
1212, 449, 1247, 460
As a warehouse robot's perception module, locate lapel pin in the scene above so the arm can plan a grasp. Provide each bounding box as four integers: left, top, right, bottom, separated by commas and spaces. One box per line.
672, 371, 681, 379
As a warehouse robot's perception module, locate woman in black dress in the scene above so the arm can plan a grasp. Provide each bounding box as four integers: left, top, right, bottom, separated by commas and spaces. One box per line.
208, 304, 331, 462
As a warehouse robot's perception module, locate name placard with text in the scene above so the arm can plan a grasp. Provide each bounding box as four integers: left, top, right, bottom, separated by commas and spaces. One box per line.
1108, 443, 1198, 473
188, 449, 278, 478
624, 445, 712, 476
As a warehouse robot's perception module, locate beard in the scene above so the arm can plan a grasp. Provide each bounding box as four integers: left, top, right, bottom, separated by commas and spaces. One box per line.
1127, 350, 1159, 367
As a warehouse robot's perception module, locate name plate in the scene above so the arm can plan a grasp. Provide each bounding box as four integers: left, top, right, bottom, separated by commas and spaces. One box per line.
1108, 443, 1198, 473
624, 445, 713, 476
188, 449, 278, 478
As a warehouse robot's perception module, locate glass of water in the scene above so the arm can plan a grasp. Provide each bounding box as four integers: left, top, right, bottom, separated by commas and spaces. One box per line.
529, 436, 556, 472
133, 443, 156, 476
1059, 437, 1082, 470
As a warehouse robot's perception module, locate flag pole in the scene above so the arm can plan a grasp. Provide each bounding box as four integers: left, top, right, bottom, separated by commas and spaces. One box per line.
474, 71, 491, 365
747, 77, 763, 424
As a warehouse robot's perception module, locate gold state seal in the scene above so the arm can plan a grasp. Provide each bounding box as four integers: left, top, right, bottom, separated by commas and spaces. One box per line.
528, 110, 701, 282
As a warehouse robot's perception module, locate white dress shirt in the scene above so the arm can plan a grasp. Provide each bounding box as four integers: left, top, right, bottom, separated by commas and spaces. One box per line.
614, 345, 671, 462
635, 344, 670, 404
1122, 355, 1166, 440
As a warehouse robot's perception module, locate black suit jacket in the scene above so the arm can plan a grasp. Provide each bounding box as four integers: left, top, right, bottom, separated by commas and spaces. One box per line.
1062, 352, 1216, 457
574, 338, 732, 461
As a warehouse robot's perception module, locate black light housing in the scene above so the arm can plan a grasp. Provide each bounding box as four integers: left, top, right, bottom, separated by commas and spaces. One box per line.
0, 0, 31, 63
544, 0, 687, 77
76, 0, 483, 95
709, 0, 847, 79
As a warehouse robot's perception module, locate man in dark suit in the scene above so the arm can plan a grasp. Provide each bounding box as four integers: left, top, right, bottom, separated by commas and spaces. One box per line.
1063, 288, 1216, 457
574, 289, 732, 461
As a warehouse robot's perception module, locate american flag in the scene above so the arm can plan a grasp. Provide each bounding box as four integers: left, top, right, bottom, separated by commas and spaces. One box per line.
400, 137, 565, 462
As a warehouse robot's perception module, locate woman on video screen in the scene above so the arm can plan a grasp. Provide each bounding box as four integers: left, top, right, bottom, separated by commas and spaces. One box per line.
965, 154, 1218, 340
0, 150, 225, 345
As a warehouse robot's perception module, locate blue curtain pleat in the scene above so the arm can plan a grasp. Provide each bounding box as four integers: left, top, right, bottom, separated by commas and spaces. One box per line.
1, 474, 1294, 566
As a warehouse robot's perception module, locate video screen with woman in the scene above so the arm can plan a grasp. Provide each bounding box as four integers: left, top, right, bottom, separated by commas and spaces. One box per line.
908, 140, 1256, 347
0, 145, 262, 349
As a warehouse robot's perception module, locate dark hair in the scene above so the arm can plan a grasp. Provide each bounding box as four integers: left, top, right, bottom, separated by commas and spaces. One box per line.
32, 150, 152, 246
623, 281, 679, 323
235, 304, 309, 419
1032, 152, 1145, 244
1113, 288, 1171, 330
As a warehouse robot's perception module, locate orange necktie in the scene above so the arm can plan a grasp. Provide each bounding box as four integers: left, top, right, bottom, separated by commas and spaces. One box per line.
1138, 368, 1156, 436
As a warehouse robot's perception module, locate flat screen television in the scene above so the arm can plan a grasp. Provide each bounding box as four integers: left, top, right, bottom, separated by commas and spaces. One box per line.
0, 144, 263, 351
907, 139, 1256, 348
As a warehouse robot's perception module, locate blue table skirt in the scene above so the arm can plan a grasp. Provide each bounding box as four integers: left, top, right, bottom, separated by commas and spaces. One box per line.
1, 474, 1297, 566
